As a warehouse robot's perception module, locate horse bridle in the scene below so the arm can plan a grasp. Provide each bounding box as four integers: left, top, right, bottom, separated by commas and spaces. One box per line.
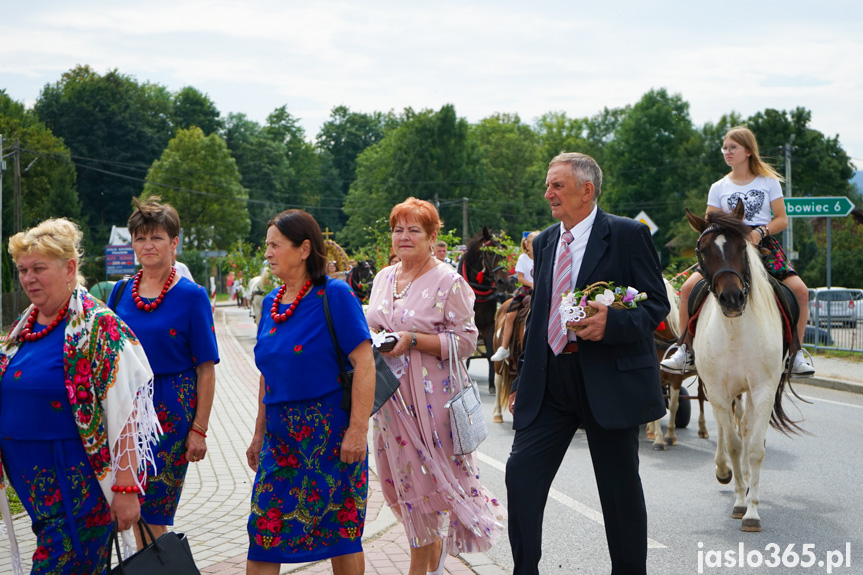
695, 224, 751, 306
462, 239, 506, 302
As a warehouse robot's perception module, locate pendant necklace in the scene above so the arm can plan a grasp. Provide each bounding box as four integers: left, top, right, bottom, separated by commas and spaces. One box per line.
393, 256, 431, 300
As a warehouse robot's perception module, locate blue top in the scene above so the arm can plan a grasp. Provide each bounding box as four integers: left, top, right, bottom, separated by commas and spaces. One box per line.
255, 277, 370, 404
0, 320, 79, 440
109, 276, 219, 375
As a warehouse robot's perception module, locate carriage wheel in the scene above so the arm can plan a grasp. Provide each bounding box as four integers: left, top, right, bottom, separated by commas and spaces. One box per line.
675, 386, 692, 429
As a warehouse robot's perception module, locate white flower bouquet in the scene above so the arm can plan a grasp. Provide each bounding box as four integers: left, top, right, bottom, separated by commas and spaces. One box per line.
559, 281, 647, 332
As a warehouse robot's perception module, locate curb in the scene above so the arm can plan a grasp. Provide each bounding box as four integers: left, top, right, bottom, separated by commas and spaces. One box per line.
798, 375, 863, 395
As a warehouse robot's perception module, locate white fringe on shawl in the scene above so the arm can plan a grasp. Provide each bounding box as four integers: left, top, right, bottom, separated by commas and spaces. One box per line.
0, 286, 161, 572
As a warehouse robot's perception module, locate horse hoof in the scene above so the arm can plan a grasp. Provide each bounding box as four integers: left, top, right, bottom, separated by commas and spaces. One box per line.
669, 438, 678, 446
741, 518, 762, 532
493, 415, 503, 423
652, 443, 667, 451
698, 431, 709, 439
731, 506, 746, 519
716, 470, 732, 485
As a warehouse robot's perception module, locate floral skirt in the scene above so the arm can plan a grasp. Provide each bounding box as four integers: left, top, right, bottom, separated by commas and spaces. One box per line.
758, 235, 797, 281
140, 368, 197, 525
247, 389, 368, 564
0, 437, 113, 575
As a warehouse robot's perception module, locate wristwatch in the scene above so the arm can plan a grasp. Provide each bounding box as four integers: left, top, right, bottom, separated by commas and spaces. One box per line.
409, 331, 418, 348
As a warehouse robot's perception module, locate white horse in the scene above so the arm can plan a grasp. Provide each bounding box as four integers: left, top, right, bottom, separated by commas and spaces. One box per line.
687, 205, 800, 532
248, 267, 273, 326
646, 279, 708, 450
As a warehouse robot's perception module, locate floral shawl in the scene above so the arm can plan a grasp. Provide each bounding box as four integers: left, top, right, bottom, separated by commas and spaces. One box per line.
0, 286, 160, 573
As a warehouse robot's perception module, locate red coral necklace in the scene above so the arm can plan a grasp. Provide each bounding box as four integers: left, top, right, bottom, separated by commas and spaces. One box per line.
19, 302, 70, 342
271, 279, 313, 324
132, 267, 176, 312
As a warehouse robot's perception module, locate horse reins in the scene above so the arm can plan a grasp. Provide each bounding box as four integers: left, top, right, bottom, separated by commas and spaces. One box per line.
695, 224, 751, 308
460, 240, 504, 302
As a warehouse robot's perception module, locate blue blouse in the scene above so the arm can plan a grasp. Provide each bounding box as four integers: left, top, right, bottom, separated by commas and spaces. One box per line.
0, 320, 79, 440
109, 276, 219, 375
255, 278, 370, 404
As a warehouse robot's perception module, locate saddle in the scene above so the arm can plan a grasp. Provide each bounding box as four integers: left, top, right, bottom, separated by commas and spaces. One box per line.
686, 278, 798, 345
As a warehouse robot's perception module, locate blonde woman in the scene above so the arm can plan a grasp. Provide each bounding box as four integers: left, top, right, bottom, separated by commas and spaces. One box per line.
661, 126, 813, 377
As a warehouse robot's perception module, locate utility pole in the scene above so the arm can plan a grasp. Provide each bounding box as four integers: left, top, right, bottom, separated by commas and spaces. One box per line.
0, 133, 4, 328
13, 138, 22, 234
461, 197, 469, 241
784, 135, 795, 259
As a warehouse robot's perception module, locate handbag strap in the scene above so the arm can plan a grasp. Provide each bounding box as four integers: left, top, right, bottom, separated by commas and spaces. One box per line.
321, 281, 349, 377
106, 519, 164, 573
447, 332, 467, 397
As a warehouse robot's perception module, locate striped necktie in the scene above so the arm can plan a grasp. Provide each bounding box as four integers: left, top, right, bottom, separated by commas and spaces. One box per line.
548, 230, 574, 355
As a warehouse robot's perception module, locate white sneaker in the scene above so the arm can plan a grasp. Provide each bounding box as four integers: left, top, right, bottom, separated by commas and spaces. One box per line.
790, 350, 815, 377
660, 344, 695, 373
490, 346, 511, 361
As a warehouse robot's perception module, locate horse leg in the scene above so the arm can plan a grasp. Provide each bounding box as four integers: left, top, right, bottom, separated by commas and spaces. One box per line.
697, 378, 709, 439
738, 388, 773, 532
665, 381, 680, 446
712, 403, 747, 520
492, 371, 504, 423
484, 324, 496, 394
650, 420, 668, 451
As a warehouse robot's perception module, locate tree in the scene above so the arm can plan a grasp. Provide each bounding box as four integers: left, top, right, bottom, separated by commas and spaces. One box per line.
173, 86, 223, 135
34, 65, 174, 243
143, 127, 249, 250
603, 89, 708, 259
340, 105, 479, 249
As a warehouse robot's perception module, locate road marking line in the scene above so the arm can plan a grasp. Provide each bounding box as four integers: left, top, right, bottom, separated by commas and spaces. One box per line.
476, 451, 667, 549
799, 394, 863, 409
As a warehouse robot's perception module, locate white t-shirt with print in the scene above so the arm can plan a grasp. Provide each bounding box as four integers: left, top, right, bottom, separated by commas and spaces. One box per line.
707, 174, 784, 226
515, 253, 534, 285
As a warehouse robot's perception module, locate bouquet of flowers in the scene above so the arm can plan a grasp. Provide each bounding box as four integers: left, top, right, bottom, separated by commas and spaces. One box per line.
559, 281, 647, 332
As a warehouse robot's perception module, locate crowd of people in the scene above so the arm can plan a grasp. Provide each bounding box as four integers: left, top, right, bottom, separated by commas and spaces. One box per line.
0, 126, 811, 575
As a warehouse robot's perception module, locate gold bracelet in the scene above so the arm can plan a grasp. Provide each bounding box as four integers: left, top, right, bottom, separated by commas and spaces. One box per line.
193, 422, 208, 434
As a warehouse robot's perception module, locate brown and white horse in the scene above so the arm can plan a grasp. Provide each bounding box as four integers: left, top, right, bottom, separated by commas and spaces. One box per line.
687, 203, 801, 532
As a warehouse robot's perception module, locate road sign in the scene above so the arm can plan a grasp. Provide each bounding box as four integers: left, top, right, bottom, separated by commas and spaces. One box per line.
784, 196, 854, 218
105, 245, 136, 276
634, 210, 658, 235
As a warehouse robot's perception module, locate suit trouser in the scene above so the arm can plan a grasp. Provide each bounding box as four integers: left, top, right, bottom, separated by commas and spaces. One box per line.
505, 351, 648, 575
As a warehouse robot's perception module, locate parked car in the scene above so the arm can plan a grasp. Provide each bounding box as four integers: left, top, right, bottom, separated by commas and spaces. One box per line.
808, 287, 863, 328
803, 324, 834, 346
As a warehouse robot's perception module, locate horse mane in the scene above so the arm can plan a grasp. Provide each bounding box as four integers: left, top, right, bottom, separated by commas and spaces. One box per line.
704, 210, 752, 239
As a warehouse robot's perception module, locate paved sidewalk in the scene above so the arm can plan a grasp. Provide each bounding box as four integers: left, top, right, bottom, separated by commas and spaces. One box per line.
0, 303, 505, 575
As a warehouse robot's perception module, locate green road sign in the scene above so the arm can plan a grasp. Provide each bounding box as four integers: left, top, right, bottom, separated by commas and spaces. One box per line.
784, 196, 854, 217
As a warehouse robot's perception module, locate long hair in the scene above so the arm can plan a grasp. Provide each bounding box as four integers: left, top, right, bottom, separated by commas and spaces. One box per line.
725, 126, 784, 181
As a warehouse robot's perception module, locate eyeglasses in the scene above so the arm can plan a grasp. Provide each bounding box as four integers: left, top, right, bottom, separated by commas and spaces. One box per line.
721, 145, 743, 154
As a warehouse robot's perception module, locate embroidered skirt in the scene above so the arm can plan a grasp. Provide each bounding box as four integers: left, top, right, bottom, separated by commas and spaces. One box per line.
0, 437, 113, 574
247, 389, 368, 563
140, 367, 197, 524
758, 235, 797, 281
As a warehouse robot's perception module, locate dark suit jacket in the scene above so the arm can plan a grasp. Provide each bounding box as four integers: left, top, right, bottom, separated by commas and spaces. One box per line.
512, 209, 669, 430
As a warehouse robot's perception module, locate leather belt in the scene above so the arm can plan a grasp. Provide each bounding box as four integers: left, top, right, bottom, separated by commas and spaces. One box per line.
562, 342, 579, 354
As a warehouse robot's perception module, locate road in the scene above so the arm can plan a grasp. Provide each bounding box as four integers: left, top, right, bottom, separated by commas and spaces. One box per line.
230, 311, 863, 574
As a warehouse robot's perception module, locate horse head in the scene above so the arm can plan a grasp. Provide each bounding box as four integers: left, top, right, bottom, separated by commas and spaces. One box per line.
687, 201, 752, 318
461, 227, 512, 300
348, 260, 376, 300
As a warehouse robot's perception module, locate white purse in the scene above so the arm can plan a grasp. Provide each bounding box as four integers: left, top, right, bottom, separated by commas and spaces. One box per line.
444, 333, 488, 455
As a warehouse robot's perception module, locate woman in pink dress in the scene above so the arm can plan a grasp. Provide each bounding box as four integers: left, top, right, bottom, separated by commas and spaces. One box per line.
366, 197, 505, 575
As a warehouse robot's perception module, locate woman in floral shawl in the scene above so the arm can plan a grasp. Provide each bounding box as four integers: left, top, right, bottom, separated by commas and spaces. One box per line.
0, 218, 159, 575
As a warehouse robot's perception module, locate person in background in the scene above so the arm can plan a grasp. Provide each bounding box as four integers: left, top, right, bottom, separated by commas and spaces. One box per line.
1, 218, 159, 572
490, 231, 539, 362
246, 209, 374, 575
108, 197, 219, 549
174, 256, 194, 283
366, 197, 504, 575
660, 126, 814, 377
434, 240, 456, 268
388, 253, 400, 266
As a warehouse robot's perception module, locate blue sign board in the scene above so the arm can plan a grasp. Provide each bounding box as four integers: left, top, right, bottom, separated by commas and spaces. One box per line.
105, 245, 136, 276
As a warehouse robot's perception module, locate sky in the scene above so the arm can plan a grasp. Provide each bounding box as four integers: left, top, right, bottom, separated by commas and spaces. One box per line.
3, 0, 863, 167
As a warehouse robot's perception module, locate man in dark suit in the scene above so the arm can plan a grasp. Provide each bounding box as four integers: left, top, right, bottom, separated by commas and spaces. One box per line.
505, 152, 669, 575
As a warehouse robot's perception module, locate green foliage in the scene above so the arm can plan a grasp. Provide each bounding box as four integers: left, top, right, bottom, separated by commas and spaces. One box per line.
34, 65, 174, 244
221, 239, 266, 285
173, 86, 223, 135
143, 127, 250, 250
799, 217, 863, 288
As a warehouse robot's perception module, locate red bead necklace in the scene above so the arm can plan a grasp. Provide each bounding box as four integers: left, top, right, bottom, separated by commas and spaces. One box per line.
132, 267, 176, 312
271, 279, 313, 324
19, 302, 70, 342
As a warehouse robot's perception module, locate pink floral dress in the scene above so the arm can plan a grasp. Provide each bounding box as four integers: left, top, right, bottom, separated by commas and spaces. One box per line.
366, 260, 505, 554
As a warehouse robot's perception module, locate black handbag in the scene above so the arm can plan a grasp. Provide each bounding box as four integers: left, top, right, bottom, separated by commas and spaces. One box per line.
107, 520, 200, 575
322, 283, 400, 415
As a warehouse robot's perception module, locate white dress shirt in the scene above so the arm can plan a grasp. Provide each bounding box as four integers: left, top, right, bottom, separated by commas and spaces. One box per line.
553, 205, 598, 342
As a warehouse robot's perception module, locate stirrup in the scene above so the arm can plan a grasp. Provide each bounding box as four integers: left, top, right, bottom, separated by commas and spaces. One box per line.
660, 343, 694, 374
789, 348, 815, 378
